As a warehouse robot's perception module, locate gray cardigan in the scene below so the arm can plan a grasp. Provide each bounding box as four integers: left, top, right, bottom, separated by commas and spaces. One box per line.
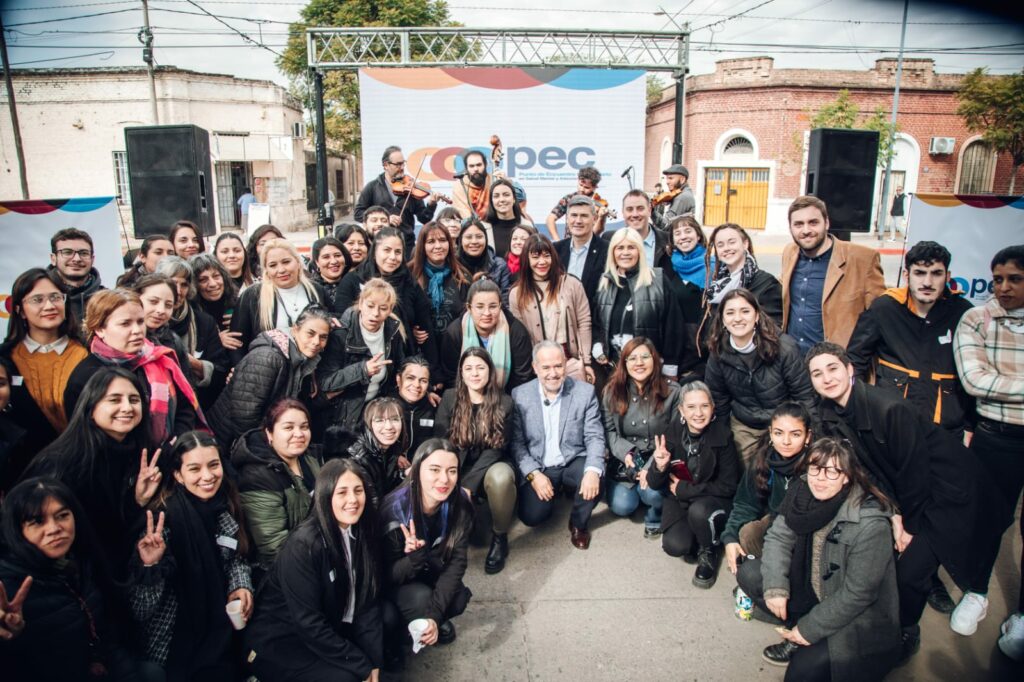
760, 488, 900, 682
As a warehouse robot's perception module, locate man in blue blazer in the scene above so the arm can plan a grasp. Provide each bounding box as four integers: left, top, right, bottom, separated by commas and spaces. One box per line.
511, 340, 607, 549
554, 195, 609, 306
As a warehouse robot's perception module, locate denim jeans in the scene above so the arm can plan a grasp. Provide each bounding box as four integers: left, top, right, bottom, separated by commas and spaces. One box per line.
607, 480, 666, 529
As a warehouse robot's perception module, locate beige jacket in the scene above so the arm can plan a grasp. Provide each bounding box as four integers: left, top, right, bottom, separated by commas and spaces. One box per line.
509, 275, 593, 364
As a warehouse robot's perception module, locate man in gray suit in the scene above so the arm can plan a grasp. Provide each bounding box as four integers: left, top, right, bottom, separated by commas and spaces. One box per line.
511, 341, 606, 549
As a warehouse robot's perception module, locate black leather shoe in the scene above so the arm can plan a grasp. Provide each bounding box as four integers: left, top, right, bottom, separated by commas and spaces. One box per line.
438, 620, 456, 645
692, 547, 719, 589
897, 626, 920, 666
762, 640, 799, 666
927, 581, 955, 614
484, 533, 509, 574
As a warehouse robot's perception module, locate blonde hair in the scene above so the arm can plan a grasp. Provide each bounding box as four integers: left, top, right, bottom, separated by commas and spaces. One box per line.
84, 289, 143, 342
355, 277, 397, 309
258, 238, 318, 331
600, 228, 654, 291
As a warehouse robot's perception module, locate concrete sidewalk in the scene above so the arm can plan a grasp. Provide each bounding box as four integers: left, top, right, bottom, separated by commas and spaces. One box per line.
385, 498, 1022, 681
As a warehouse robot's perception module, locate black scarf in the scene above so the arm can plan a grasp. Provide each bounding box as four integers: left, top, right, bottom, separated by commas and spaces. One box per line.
767, 449, 801, 480
778, 479, 850, 619
163, 487, 233, 682
458, 247, 488, 275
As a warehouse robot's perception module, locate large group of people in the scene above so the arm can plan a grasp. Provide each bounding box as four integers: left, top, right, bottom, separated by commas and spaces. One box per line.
0, 150, 1021, 682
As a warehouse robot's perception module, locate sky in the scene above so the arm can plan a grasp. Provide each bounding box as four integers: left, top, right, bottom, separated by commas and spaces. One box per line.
3, 0, 1022, 88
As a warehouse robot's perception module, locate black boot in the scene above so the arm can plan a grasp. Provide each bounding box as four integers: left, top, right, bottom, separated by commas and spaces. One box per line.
926, 576, 955, 614
485, 533, 509, 574
897, 625, 921, 666
762, 640, 799, 666
693, 546, 719, 589
438, 620, 456, 645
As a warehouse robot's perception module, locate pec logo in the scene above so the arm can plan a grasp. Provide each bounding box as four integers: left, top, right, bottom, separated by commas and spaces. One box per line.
949, 276, 994, 299
407, 145, 596, 182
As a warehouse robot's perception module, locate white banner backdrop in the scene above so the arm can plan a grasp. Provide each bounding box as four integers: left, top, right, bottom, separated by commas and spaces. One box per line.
905, 193, 1024, 305
359, 67, 647, 235
1, 197, 123, 337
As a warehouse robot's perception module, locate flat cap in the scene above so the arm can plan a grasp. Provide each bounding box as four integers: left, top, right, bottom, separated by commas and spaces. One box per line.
662, 164, 689, 177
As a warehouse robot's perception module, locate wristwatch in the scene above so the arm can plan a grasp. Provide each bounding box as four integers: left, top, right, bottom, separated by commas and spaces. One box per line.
526, 470, 538, 483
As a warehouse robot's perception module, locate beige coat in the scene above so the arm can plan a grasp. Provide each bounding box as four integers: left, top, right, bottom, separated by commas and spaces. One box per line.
781, 238, 885, 349
509, 275, 593, 364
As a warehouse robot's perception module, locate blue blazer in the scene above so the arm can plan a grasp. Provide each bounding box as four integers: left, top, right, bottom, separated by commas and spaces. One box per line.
510, 377, 606, 477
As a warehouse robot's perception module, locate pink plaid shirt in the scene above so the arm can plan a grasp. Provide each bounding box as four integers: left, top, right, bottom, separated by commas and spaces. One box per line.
954, 299, 1024, 426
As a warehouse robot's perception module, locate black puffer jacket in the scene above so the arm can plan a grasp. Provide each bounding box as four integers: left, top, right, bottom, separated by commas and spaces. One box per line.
228, 280, 328, 365
207, 329, 321, 449
704, 333, 816, 429
317, 307, 406, 441
345, 431, 406, 507
0, 557, 124, 682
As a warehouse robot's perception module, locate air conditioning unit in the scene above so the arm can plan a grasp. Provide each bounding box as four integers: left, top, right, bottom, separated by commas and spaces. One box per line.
292, 122, 307, 138
929, 137, 955, 155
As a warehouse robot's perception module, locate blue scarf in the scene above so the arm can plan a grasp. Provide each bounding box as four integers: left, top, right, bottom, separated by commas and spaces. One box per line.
671, 244, 712, 290
423, 261, 451, 314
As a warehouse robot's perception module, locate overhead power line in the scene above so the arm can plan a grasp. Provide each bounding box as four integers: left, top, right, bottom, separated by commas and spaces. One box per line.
179, 0, 283, 55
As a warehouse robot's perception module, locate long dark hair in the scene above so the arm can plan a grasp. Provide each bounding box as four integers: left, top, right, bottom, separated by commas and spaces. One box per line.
402, 438, 474, 562
448, 347, 507, 450
1, 477, 98, 573
308, 458, 380, 611
603, 337, 671, 417
190, 252, 239, 306
409, 221, 469, 289
751, 402, 812, 498
214, 232, 254, 286
800, 437, 895, 511
707, 288, 781, 363
154, 430, 251, 556
512, 234, 564, 314
310, 236, 352, 282
484, 178, 524, 224
364, 227, 407, 277
35, 368, 150, 481
246, 224, 284, 276
168, 220, 206, 254
1, 268, 81, 353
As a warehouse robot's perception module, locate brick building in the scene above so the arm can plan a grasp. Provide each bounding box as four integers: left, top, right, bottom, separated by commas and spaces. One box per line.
646, 57, 1022, 234
0, 66, 359, 235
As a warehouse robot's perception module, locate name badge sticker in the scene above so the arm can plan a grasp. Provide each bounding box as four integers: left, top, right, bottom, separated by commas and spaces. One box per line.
12, 375, 24, 386
216, 535, 238, 550
329, 569, 336, 583
938, 329, 952, 345
419, 419, 435, 428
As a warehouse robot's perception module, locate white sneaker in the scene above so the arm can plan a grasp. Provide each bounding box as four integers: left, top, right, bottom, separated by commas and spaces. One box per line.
950, 592, 989, 636
999, 613, 1024, 661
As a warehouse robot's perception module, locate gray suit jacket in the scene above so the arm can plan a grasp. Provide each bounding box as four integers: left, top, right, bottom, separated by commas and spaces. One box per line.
510, 377, 606, 477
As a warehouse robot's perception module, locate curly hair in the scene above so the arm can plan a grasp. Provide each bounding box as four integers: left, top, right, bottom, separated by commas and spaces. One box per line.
578, 166, 602, 185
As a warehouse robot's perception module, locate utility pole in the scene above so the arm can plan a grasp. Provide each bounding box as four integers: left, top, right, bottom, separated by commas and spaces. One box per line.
312, 69, 330, 238
140, 0, 158, 124
876, 0, 909, 238
0, 13, 29, 199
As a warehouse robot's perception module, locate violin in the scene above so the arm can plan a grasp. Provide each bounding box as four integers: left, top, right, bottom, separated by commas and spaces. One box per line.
651, 187, 682, 206
391, 175, 452, 204
592, 193, 619, 220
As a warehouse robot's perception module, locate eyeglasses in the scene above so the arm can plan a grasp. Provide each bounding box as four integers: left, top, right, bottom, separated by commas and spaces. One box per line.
807, 464, 844, 480
55, 248, 93, 260
24, 292, 66, 307
371, 416, 402, 426
386, 160, 406, 167
626, 353, 653, 364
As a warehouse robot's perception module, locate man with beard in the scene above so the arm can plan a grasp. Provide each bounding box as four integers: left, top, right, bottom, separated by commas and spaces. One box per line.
660, 164, 695, 225
600, 190, 669, 270
544, 167, 610, 240
452, 150, 498, 221
355, 145, 439, 254
846, 240, 973, 614
781, 195, 885, 354
47, 228, 105, 324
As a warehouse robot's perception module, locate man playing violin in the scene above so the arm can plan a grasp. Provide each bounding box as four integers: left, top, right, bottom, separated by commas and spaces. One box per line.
660, 164, 695, 226
545, 167, 610, 240
355, 145, 439, 254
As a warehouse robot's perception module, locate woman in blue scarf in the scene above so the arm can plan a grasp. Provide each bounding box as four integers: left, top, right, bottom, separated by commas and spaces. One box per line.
379, 438, 474, 670
664, 215, 708, 375
409, 222, 471, 338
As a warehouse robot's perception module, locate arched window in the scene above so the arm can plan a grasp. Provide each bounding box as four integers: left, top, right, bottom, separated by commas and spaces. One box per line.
723, 136, 754, 156
660, 138, 672, 175
958, 140, 996, 194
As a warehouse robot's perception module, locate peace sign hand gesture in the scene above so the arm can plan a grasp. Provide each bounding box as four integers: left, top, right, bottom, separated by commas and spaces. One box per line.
652, 435, 671, 470
0, 576, 32, 640
400, 520, 426, 555
137, 511, 167, 567
135, 448, 163, 508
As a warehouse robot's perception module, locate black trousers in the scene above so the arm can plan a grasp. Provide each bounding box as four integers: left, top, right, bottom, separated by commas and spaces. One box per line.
518, 455, 601, 530
661, 496, 731, 557
896, 529, 947, 628
786, 638, 831, 682
381, 580, 472, 638
968, 420, 1024, 605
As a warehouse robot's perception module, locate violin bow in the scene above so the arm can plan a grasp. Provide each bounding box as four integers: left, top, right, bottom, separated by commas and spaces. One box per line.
398, 154, 429, 219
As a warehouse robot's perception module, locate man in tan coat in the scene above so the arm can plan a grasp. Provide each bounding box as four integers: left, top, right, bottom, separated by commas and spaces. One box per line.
781, 195, 885, 353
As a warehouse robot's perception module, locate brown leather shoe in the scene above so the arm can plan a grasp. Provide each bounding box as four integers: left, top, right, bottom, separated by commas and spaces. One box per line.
569, 524, 591, 550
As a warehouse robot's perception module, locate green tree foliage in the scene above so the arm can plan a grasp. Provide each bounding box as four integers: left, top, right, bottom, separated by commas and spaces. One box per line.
810, 90, 899, 167
279, 0, 455, 152
647, 74, 666, 108
957, 68, 1024, 194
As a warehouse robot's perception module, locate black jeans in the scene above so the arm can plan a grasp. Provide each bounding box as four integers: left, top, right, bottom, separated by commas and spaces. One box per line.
381, 580, 472, 639
968, 420, 1024, 602
518, 456, 602, 530
786, 638, 831, 682
896, 530, 946, 627
661, 496, 731, 557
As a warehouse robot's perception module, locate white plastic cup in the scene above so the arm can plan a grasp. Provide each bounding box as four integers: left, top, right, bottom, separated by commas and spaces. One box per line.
226, 599, 247, 630
408, 618, 430, 653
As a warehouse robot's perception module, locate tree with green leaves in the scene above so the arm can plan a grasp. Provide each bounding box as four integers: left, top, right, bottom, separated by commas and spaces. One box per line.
809, 89, 899, 167
956, 68, 1024, 194
279, 0, 456, 153
647, 74, 666, 108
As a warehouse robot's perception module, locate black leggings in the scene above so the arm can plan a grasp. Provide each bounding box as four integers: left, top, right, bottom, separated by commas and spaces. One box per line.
661, 496, 731, 557
786, 638, 831, 682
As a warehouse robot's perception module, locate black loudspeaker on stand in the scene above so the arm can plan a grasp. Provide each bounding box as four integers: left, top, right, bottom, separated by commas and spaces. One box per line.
125, 125, 214, 238
805, 128, 879, 239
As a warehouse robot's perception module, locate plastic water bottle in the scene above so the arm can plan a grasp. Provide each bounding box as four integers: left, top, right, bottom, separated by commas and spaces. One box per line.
735, 587, 753, 621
